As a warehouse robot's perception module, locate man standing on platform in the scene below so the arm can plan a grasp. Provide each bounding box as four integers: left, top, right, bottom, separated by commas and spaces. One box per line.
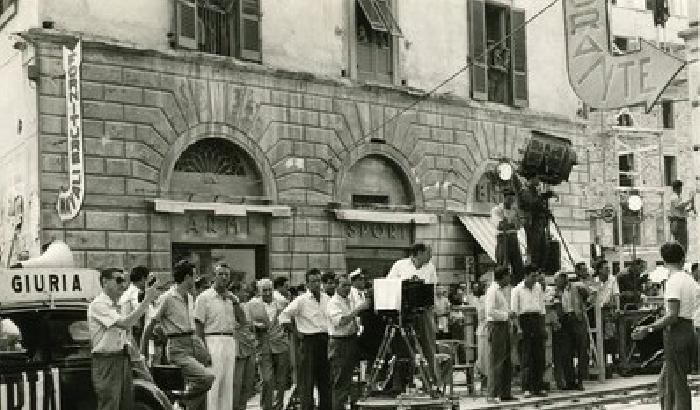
511, 264, 547, 398
485, 266, 518, 404
279, 268, 331, 410
555, 273, 590, 391
327, 274, 369, 410
518, 176, 551, 271
669, 180, 694, 251
248, 279, 290, 410
634, 242, 696, 409
491, 189, 524, 284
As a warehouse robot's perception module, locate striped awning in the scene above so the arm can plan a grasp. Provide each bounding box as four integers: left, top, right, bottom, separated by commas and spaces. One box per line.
457, 215, 581, 272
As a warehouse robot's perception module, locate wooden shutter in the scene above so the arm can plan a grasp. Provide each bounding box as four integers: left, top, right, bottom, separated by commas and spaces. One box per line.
510, 8, 528, 107
358, 0, 388, 32
374, 0, 402, 37
469, 0, 488, 101
240, 0, 261, 61
175, 0, 199, 50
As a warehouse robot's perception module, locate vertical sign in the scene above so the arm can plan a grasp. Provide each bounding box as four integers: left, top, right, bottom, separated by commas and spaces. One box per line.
56, 41, 84, 221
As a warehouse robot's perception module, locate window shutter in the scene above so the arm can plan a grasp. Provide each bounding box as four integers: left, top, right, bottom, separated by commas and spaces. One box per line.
240, 0, 262, 61
374, 0, 402, 37
358, 0, 388, 32
175, 0, 199, 50
510, 8, 528, 107
469, 0, 488, 101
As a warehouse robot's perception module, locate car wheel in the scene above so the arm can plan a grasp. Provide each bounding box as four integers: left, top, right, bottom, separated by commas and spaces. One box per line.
133, 401, 157, 410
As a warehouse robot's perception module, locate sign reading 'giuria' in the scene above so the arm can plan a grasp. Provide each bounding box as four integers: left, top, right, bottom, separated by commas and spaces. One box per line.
56, 41, 84, 221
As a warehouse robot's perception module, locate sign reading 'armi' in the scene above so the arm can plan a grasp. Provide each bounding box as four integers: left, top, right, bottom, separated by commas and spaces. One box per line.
55, 41, 84, 221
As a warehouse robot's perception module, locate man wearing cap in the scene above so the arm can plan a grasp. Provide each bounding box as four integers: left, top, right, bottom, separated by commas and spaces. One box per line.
491, 189, 524, 283
89, 268, 160, 410
194, 262, 246, 410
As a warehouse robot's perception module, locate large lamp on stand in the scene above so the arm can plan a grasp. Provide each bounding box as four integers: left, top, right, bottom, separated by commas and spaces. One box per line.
627, 193, 643, 260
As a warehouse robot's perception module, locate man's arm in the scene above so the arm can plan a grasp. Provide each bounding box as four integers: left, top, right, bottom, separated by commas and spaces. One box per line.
195, 319, 205, 343
278, 294, 302, 325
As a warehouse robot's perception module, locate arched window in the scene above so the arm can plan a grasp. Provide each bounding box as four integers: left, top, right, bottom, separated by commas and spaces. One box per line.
340, 155, 413, 208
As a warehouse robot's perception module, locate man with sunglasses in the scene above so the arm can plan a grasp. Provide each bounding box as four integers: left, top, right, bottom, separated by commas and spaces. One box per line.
88, 267, 161, 410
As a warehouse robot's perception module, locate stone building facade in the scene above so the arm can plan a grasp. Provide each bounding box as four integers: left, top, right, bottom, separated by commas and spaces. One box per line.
29, 31, 590, 283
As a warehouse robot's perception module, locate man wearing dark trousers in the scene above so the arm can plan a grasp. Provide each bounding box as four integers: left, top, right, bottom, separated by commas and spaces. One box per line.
485, 267, 517, 404
634, 242, 697, 410
491, 189, 525, 284
279, 269, 331, 410
327, 274, 369, 410
555, 273, 590, 390
511, 265, 547, 397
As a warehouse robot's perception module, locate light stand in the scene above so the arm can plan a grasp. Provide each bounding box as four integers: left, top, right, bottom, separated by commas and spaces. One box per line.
627, 194, 643, 261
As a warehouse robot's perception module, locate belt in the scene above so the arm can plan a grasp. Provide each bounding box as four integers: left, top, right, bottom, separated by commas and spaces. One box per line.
205, 332, 235, 336
330, 334, 357, 339
166, 331, 194, 338
677, 317, 693, 324
519, 312, 543, 316
92, 346, 129, 357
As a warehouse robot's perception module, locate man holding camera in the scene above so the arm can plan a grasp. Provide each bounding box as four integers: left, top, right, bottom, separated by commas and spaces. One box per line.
387, 242, 438, 385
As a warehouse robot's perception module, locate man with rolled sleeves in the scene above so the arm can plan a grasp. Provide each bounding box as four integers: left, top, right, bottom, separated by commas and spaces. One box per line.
248, 278, 290, 410
327, 274, 369, 410
144, 261, 215, 410
89, 268, 160, 410
194, 262, 246, 410
279, 268, 331, 410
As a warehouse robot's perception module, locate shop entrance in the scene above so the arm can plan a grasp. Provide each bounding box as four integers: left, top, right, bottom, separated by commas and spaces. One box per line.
172, 244, 267, 285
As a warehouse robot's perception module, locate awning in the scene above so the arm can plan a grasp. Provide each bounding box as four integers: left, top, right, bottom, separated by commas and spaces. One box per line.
334, 209, 437, 224
151, 199, 291, 217
457, 215, 582, 272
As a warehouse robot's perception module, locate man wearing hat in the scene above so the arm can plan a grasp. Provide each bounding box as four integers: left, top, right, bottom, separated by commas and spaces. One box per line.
491, 188, 524, 284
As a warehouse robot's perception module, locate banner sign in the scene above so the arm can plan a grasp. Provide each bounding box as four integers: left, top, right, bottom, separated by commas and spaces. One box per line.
0, 268, 100, 304
56, 41, 84, 221
563, 0, 685, 112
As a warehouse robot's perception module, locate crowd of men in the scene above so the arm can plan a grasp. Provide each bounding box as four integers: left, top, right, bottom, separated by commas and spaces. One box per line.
86, 243, 438, 410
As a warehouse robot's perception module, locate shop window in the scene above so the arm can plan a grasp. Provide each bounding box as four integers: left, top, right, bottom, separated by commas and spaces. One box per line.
664, 155, 677, 186
173, 0, 261, 62
469, 0, 528, 107
0, 0, 17, 31
619, 154, 634, 187
662, 101, 674, 129
352, 194, 390, 209
355, 0, 401, 84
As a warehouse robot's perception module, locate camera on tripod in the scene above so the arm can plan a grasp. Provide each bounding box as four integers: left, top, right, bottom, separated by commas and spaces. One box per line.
373, 278, 434, 316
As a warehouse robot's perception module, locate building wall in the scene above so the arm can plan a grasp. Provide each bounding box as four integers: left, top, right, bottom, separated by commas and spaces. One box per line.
33, 32, 590, 282
0, 0, 41, 264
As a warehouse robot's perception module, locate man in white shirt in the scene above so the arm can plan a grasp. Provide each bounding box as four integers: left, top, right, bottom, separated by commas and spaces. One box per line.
485, 266, 518, 403
633, 242, 696, 409
118, 265, 152, 382
279, 268, 331, 410
511, 265, 546, 398
273, 276, 290, 303
491, 189, 524, 284
669, 180, 693, 251
387, 243, 438, 386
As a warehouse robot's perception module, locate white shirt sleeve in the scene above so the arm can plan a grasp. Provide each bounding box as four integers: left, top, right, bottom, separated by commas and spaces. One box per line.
387, 260, 402, 280
510, 287, 520, 316
278, 294, 302, 324
665, 276, 682, 301
193, 292, 207, 324
326, 298, 344, 328
424, 261, 437, 284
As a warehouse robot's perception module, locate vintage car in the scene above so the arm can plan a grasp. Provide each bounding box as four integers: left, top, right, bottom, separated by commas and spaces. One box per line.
0, 265, 175, 410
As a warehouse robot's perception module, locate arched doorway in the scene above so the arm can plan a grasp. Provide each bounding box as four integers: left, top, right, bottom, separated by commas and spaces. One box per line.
168, 138, 268, 284
340, 154, 416, 280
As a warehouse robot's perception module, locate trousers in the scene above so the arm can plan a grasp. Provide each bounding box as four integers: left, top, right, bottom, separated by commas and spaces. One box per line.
329, 336, 359, 410
92, 350, 133, 410
496, 232, 524, 284
233, 354, 256, 410
487, 321, 511, 399
519, 313, 546, 393
659, 319, 695, 410
205, 335, 237, 410
260, 352, 290, 410
560, 314, 589, 387
298, 333, 331, 410
167, 338, 216, 410
670, 218, 688, 252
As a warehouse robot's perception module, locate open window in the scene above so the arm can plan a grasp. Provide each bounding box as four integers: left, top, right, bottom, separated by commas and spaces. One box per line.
173, 0, 261, 62
469, 1, 528, 107
355, 0, 402, 84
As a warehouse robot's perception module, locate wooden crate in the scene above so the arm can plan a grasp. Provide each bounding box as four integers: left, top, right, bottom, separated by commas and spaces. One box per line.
355, 396, 459, 410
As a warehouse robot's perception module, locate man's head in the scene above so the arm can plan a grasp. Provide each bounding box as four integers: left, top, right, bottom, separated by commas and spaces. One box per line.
672, 180, 683, 194
273, 276, 289, 297
493, 266, 510, 287
336, 274, 351, 298
630, 259, 645, 275
523, 264, 539, 288
173, 260, 196, 290
100, 268, 128, 299
574, 262, 589, 280
349, 270, 365, 290
471, 281, 485, 297
257, 278, 274, 303
594, 259, 610, 281
212, 262, 231, 292
660, 241, 685, 268
129, 266, 149, 291
528, 176, 541, 189
410, 243, 432, 269
306, 268, 322, 293
555, 272, 569, 290
321, 272, 337, 296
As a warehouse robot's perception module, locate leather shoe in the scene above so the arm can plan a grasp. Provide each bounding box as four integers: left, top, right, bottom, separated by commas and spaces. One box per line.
500, 396, 519, 401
